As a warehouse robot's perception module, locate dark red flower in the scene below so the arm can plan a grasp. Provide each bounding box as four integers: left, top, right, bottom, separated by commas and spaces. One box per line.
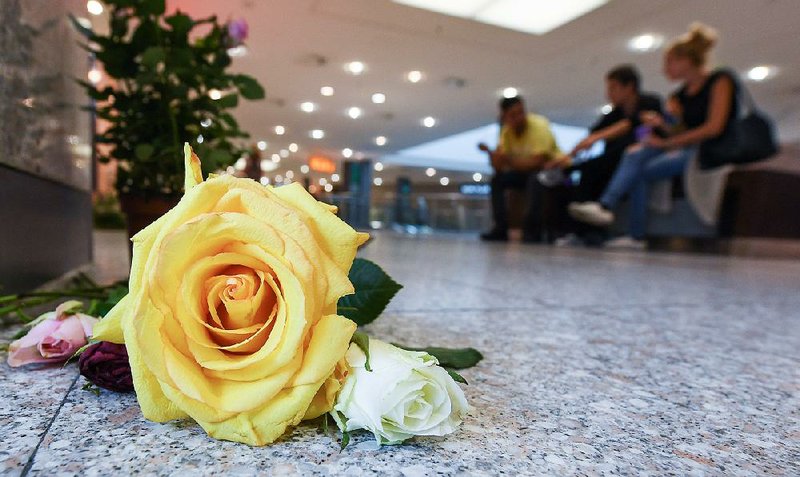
78, 342, 134, 392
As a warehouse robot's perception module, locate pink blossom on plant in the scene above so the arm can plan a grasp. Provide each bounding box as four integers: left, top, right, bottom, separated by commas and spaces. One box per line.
227, 18, 248, 46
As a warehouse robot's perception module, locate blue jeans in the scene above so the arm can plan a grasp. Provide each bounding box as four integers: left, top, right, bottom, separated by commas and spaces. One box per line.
599, 145, 694, 239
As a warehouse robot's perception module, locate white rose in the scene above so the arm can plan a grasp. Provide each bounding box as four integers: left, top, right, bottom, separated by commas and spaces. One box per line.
331, 338, 469, 445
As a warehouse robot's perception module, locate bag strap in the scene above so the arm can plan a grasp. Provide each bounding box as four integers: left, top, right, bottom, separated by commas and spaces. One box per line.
717, 67, 757, 116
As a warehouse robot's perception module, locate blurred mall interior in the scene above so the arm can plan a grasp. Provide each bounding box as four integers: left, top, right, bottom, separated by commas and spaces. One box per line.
1, 0, 799, 474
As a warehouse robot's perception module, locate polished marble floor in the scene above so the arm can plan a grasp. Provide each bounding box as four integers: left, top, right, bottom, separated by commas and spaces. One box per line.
1, 230, 798, 476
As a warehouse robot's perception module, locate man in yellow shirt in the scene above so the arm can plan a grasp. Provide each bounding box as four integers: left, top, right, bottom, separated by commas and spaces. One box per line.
480, 96, 567, 242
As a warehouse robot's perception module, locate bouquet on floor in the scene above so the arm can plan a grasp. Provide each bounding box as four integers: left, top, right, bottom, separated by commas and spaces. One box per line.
2, 145, 482, 447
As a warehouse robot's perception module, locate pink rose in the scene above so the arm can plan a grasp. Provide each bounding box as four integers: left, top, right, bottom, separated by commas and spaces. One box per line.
7, 301, 98, 367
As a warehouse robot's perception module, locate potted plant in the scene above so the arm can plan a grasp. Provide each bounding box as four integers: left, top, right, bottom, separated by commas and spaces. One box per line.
71, 0, 264, 240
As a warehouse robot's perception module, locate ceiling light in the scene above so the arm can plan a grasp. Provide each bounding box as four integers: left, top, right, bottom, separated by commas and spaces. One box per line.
300, 102, 317, 113
300, 165, 310, 174
422, 116, 437, 128
310, 129, 325, 139
257, 140, 267, 151
375, 136, 387, 146
393, 0, 609, 35
374, 162, 384, 172
320, 86, 335, 96
628, 34, 663, 52
347, 107, 362, 119
439, 176, 450, 186
425, 167, 436, 177
288, 143, 298, 152
196, 134, 204, 144
274, 125, 285, 135
342, 148, 353, 158
280, 149, 290, 157
373, 177, 383, 186
208, 89, 222, 100
473, 172, 483, 182
87, 68, 103, 84
372, 93, 386, 104
331, 173, 340, 183
747, 65, 775, 82
200, 118, 212, 128
275, 174, 283, 182
86, 0, 103, 16
324, 183, 334, 193
502, 87, 518, 98
406, 70, 424, 83
319, 178, 328, 186
285, 170, 294, 179
271, 153, 281, 163
260, 176, 269, 185
600, 103, 613, 115
345, 61, 366, 75
234, 157, 247, 171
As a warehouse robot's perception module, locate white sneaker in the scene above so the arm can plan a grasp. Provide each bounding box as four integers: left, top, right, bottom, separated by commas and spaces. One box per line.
568, 202, 614, 226
604, 236, 646, 250
554, 233, 583, 247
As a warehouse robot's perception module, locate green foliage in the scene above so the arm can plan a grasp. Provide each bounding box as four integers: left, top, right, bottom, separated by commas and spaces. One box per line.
350, 331, 372, 371
394, 345, 484, 370
70, 0, 265, 197
337, 259, 402, 327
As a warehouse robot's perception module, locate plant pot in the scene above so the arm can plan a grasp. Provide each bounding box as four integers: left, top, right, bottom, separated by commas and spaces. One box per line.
119, 193, 179, 254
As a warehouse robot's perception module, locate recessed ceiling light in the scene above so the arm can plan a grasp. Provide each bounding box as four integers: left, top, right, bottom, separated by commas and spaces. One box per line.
208, 89, 222, 100
324, 183, 334, 192
285, 170, 294, 179
257, 140, 268, 151
473, 172, 483, 182
425, 167, 436, 177
600, 103, 613, 115
628, 34, 663, 52
422, 116, 437, 128
372, 93, 386, 104
342, 148, 353, 158
86, 0, 103, 16
439, 176, 450, 186
196, 134, 204, 144
200, 118, 212, 128
300, 165, 310, 174
374, 162, 384, 172
300, 102, 317, 113
310, 129, 325, 139
320, 86, 335, 96
275, 174, 283, 182
373, 177, 383, 186
331, 173, 341, 183
319, 178, 328, 186
375, 136, 387, 146
280, 149, 290, 158
406, 70, 424, 83
271, 153, 281, 163
87, 68, 103, 84
502, 87, 518, 98
393, 0, 609, 36
347, 107, 362, 119
288, 143, 298, 152
260, 176, 269, 185
274, 125, 285, 135
747, 65, 775, 82
345, 61, 366, 75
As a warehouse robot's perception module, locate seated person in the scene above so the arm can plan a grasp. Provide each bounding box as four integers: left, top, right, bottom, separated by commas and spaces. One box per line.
543, 65, 663, 245
479, 96, 565, 242
569, 23, 737, 249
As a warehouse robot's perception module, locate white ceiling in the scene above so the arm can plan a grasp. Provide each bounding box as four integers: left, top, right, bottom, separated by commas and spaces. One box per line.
169, 0, 799, 177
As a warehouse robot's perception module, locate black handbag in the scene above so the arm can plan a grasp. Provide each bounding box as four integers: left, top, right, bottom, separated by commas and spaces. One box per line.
699, 72, 779, 170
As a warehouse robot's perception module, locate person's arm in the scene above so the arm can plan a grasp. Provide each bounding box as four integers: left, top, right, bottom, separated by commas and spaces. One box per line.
571, 118, 633, 156
648, 77, 734, 149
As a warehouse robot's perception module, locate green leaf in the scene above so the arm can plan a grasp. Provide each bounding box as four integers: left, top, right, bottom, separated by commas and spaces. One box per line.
337, 259, 402, 327
446, 369, 468, 385
216, 93, 238, 109
232, 74, 265, 100
166, 13, 194, 36
137, 0, 166, 16
140, 46, 165, 69
135, 144, 154, 160
350, 331, 372, 372
340, 429, 350, 451
394, 345, 483, 370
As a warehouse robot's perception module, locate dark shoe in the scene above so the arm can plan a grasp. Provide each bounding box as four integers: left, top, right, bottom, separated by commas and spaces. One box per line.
521, 231, 543, 244
480, 229, 508, 242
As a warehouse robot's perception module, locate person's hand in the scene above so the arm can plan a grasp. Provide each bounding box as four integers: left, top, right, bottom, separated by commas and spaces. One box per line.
640, 111, 665, 128
489, 151, 507, 170
543, 154, 572, 170
570, 135, 596, 156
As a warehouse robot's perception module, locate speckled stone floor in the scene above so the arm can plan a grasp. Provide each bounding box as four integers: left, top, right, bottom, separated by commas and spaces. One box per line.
2, 230, 799, 476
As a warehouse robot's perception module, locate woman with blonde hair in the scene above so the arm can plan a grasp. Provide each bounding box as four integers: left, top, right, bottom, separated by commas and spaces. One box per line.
569, 23, 738, 248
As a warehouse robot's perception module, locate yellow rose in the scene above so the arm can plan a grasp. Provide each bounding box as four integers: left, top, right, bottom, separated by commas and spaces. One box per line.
93, 144, 368, 445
